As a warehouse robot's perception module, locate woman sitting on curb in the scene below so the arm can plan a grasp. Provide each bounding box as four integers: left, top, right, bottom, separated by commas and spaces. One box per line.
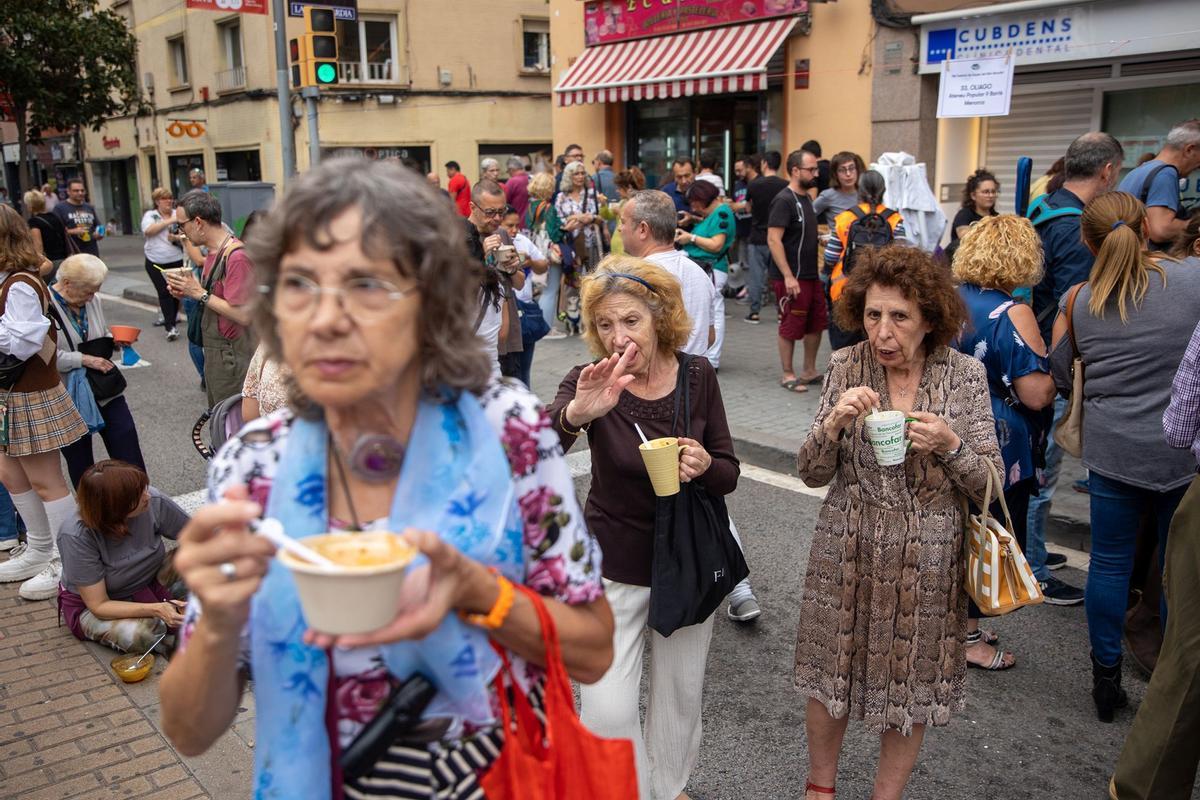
57, 460, 190, 654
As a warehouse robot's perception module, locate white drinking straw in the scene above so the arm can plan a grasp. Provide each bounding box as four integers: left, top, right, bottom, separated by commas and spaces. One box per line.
634, 423, 650, 446
253, 518, 339, 568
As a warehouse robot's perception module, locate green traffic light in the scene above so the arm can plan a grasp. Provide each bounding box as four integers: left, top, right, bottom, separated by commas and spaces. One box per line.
316, 62, 337, 84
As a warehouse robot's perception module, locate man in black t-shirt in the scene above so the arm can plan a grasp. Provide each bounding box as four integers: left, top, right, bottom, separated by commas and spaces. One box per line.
53, 179, 102, 256
744, 151, 787, 322
766, 148, 825, 392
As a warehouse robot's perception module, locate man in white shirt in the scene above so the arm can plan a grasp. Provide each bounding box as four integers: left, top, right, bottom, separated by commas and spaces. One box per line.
618, 189, 762, 623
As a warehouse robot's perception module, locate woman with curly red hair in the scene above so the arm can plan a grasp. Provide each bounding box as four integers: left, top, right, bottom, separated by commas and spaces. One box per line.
793, 245, 1002, 800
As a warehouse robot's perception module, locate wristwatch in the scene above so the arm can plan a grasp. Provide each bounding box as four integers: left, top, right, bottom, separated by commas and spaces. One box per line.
198, 290, 211, 305
939, 439, 965, 460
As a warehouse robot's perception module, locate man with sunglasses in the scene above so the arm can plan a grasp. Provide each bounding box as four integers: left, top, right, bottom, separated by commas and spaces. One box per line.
466, 180, 525, 378
166, 190, 257, 406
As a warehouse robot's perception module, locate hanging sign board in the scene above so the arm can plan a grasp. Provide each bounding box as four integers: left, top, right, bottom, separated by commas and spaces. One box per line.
583, 0, 807, 46
936, 56, 1014, 118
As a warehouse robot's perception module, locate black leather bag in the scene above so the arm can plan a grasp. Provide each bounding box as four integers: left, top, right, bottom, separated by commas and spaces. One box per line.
47, 306, 126, 402
78, 336, 126, 401
647, 354, 749, 637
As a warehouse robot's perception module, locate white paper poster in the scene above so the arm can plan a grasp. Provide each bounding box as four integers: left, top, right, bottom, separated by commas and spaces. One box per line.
936, 56, 1015, 118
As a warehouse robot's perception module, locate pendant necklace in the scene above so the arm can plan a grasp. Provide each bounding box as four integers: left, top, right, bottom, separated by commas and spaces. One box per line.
327, 433, 406, 531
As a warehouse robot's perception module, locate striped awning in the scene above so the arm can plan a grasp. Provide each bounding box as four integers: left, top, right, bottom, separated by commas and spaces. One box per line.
554, 17, 797, 107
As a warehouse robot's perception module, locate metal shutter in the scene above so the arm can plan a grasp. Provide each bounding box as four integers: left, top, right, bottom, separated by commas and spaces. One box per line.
983, 88, 1096, 214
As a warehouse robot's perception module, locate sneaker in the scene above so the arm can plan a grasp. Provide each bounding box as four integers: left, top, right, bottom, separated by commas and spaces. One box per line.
166, 327, 179, 341
728, 596, 762, 623
18, 557, 61, 601
0, 547, 49, 583
153, 313, 165, 327
543, 329, 568, 340
744, 312, 761, 324
1045, 552, 1068, 571
1072, 478, 1090, 494
1040, 575, 1085, 606
8, 542, 26, 558
0, 537, 18, 552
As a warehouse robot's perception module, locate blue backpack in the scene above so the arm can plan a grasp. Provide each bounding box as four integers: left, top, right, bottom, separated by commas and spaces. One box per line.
1026, 194, 1082, 227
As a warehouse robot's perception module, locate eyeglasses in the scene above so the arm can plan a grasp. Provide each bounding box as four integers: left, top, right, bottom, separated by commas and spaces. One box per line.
797, 166, 818, 173
262, 274, 418, 316
976, 189, 1000, 196
836, 166, 857, 174
472, 203, 506, 219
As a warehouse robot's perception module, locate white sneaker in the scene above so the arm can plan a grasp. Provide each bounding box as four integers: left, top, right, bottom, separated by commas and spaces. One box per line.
166, 327, 179, 341
8, 542, 26, 558
0, 537, 18, 551
543, 329, 568, 340
19, 558, 60, 601
0, 547, 49, 582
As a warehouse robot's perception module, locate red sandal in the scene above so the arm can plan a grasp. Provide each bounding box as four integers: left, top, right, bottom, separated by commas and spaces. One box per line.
806, 781, 836, 796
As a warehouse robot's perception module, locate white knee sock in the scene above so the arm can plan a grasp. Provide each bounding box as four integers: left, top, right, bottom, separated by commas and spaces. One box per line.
43, 495, 77, 556
9, 490, 51, 555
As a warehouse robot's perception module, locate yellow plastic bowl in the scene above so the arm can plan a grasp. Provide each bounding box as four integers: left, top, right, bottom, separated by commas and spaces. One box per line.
111, 653, 154, 683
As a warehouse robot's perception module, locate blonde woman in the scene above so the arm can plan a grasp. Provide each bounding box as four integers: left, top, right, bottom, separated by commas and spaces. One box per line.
528, 172, 567, 339
141, 187, 184, 340
23, 190, 68, 276
953, 215, 1057, 670
549, 257, 739, 800
1049, 191, 1200, 722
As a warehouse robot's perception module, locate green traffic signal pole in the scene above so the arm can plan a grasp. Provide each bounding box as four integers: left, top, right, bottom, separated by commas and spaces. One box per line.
302, 85, 321, 168
273, 0, 298, 182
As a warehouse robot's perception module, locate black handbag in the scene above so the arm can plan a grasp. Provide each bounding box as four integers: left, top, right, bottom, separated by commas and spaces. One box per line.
47, 306, 127, 402
647, 354, 749, 637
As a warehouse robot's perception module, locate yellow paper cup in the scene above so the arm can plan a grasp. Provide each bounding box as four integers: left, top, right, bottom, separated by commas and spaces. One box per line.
639, 436, 683, 497
277, 531, 417, 635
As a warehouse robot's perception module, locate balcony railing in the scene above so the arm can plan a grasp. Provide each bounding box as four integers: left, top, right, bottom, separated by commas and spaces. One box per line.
216, 66, 246, 93
338, 60, 395, 83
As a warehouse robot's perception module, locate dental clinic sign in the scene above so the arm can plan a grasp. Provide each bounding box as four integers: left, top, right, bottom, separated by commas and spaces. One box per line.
937, 56, 1014, 118
918, 0, 1200, 74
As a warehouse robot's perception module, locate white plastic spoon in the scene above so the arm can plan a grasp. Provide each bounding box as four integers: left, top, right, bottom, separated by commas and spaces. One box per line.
252, 518, 339, 569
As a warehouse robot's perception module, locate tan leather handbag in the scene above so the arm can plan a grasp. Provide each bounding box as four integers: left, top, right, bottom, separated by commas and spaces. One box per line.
965, 459, 1044, 616
1055, 283, 1085, 458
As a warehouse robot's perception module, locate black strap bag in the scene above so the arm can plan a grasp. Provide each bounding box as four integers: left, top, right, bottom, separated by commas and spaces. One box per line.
187, 241, 242, 348
47, 304, 127, 402
647, 354, 749, 637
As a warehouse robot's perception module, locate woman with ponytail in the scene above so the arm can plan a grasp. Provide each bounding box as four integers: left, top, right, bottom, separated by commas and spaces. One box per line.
1049, 191, 1200, 723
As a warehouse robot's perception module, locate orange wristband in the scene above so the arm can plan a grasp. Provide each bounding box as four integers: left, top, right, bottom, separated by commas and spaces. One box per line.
459, 570, 515, 630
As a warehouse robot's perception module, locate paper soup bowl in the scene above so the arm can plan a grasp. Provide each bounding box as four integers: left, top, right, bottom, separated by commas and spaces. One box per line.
277, 532, 417, 635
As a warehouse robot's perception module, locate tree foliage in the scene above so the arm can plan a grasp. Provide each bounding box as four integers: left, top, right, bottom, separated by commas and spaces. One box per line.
0, 0, 143, 193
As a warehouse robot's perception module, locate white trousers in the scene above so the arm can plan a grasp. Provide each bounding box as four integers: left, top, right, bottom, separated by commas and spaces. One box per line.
704, 270, 727, 369
580, 579, 714, 800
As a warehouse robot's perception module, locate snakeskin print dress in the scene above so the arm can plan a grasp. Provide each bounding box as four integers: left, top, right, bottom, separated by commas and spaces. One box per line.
793, 342, 1002, 735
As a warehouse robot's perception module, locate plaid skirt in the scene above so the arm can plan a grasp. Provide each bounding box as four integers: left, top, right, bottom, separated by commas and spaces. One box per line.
3, 385, 88, 457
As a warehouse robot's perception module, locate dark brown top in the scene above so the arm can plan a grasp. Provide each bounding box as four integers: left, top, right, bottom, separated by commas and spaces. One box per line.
0, 272, 59, 393
548, 354, 739, 586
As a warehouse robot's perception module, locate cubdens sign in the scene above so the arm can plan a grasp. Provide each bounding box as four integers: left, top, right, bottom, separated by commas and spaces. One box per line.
936, 56, 1014, 118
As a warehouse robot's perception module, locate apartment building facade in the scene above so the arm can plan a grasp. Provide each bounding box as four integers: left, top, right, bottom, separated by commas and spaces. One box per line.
79, 0, 555, 231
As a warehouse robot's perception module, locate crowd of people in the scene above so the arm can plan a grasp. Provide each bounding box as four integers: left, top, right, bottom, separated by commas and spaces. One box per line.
0, 114, 1196, 800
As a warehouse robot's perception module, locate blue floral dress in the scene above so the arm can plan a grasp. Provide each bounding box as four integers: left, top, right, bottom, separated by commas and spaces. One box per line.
180, 379, 603, 799
955, 283, 1049, 490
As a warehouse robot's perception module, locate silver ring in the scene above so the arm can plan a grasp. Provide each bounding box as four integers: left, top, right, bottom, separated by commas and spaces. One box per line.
218, 561, 237, 581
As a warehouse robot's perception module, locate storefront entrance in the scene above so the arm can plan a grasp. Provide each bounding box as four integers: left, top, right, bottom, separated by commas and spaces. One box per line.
626, 92, 774, 190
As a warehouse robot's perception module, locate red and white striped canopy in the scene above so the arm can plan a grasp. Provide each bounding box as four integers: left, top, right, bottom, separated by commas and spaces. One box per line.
555, 17, 796, 107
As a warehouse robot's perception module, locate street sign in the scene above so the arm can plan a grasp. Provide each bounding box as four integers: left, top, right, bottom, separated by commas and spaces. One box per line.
288, 0, 355, 21
936, 56, 1014, 118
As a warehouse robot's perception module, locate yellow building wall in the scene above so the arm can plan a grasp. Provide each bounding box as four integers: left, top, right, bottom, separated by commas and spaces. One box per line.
783, 2, 874, 159
549, 0, 608, 159
84, 0, 554, 213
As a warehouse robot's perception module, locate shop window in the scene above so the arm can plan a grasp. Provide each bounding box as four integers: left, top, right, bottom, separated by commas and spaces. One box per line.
521, 19, 550, 74
217, 19, 245, 93
337, 15, 400, 83
167, 36, 189, 88
168, 153, 204, 198
1103, 82, 1200, 207
216, 150, 262, 182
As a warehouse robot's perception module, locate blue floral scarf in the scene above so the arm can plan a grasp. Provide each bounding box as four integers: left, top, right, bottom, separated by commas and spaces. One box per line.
249, 390, 524, 799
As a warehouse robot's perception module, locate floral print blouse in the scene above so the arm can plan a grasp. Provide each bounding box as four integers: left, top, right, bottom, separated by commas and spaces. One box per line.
180, 379, 604, 748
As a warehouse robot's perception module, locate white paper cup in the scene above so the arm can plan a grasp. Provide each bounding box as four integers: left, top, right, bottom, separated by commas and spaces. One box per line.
277, 531, 416, 635
865, 410, 908, 466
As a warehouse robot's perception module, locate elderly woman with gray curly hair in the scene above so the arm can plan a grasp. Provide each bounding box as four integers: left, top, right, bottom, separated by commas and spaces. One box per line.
159, 158, 614, 800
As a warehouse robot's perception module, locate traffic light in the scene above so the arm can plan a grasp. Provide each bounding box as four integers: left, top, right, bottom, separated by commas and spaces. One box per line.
304, 7, 338, 87
289, 7, 339, 88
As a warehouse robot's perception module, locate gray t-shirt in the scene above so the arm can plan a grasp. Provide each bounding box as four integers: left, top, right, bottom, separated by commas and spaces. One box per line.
58, 488, 189, 596
812, 188, 858, 227
1050, 259, 1200, 491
